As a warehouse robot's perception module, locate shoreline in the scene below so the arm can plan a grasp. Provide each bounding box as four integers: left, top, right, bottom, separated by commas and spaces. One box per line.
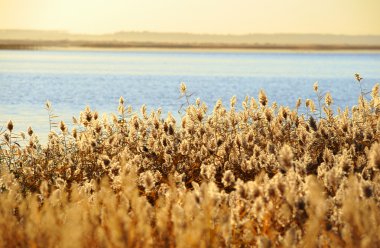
1, 39, 380, 52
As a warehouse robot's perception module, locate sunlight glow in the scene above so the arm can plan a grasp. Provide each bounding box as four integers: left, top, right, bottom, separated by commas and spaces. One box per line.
0, 0, 379, 35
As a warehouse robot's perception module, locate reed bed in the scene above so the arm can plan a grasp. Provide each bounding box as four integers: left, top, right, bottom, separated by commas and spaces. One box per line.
1, 76, 380, 247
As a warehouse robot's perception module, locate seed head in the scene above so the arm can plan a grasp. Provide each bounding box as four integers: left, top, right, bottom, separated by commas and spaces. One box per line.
3, 133, 9, 142
309, 116, 318, 131
7, 120, 13, 132
306, 99, 316, 112
127, 106, 133, 114
201, 163, 215, 181
95, 122, 102, 134
259, 90, 268, 107
85, 109, 92, 122
196, 98, 201, 106
296, 98, 302, 109
72, 128, 77, 139
313, 81, 319, 92
45, 100, 51, 109
59, 121, 67, 133
230, 95, 237, 108
355, 73, 363, 82
140, 104, 147, 116
27, 127, 34, 136
222, 170, 235, 187
180, 82, 187, 95
325, 92, 333, 106
264, 108, 272, 122
168, 124, 174, 135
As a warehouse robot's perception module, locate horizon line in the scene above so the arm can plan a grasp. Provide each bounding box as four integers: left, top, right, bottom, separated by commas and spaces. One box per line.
1, 28, 380, 37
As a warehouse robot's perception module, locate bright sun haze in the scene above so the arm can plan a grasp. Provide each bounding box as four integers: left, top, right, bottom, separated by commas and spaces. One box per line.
0, 0, 379, 35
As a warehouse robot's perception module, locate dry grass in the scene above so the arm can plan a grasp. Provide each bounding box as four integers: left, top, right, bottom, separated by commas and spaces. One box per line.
1, 76, 380, 247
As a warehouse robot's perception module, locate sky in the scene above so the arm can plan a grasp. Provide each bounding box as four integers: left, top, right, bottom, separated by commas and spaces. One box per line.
0, 0, 380, 35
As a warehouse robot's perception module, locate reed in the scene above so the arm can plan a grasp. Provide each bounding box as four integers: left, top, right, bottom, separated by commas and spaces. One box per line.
1, 74, 380, 247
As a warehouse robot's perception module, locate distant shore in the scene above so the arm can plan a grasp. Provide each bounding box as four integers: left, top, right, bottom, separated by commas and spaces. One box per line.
1, 39, 380, 51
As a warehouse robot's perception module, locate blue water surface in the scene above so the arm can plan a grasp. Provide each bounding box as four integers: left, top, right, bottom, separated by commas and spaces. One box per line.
0, 49, 379, 140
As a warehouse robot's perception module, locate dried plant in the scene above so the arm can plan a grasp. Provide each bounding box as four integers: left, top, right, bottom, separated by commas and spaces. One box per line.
0, 76, 380, 247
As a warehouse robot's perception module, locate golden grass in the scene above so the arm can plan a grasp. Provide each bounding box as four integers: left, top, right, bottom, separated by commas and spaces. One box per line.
1, 77, 380, 247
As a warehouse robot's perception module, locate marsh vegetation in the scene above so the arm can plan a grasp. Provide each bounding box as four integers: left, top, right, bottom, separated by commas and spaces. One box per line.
1, 76, 380, 247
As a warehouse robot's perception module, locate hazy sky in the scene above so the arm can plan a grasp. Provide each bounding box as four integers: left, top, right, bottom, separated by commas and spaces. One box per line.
1, 0, 379, 35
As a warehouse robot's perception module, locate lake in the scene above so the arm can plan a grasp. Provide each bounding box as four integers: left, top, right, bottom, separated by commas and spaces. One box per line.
1, 49, 380, 141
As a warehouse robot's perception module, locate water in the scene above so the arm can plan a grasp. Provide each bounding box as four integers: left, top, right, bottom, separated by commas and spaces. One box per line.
1, 49, 380, 141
